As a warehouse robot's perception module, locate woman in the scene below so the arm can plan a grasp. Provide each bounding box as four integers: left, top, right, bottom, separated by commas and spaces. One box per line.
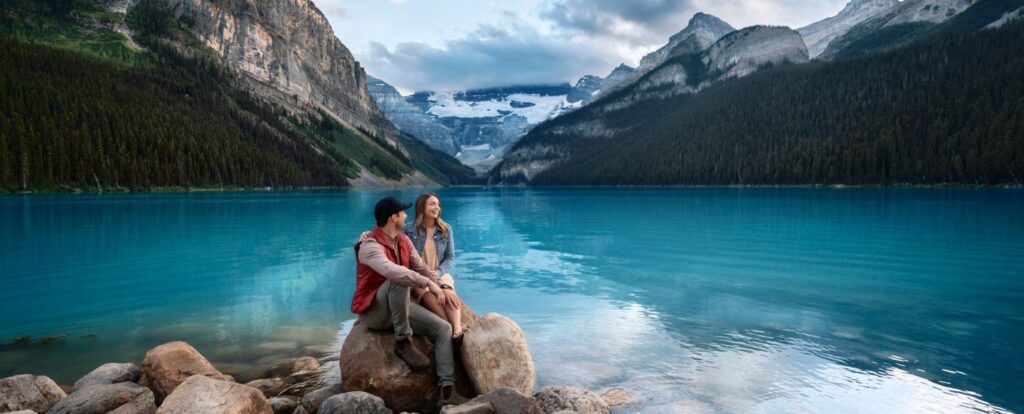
405, 192, 464, 339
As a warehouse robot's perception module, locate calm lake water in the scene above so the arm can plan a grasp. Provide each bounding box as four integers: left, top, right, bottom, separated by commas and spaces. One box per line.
1, 188, 1022, 413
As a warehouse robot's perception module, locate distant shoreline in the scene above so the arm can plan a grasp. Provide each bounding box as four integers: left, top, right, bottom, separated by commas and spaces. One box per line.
3, 182, 1023, 195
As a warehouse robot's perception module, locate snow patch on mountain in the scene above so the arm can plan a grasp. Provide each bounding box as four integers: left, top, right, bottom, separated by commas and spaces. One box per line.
425, 92, 580, 124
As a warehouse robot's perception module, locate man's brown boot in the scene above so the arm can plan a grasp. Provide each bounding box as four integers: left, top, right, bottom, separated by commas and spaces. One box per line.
394, 338, 430, 370
438, 385, 469, 408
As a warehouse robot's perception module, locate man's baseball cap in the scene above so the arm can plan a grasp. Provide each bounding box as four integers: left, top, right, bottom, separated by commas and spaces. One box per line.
375, 196, 412, 226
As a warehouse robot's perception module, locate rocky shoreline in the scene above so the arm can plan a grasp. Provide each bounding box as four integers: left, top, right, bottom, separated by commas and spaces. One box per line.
1, 310, 633, 414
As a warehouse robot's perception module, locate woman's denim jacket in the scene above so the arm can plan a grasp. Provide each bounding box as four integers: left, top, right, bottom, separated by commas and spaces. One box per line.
404, 225, 454, 275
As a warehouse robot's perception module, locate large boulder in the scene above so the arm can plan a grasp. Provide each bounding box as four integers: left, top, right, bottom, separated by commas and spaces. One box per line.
532, 387, 609, 414
340, 301, 479, 413
72, 363, 141, 393
457, 388, 541, 414
0, 374, 67, 413
48, 382, 156, 414
157, 375, 272, 414
319, 391, 392, 414
461, 313, 535, 396
139, 341, 233, 402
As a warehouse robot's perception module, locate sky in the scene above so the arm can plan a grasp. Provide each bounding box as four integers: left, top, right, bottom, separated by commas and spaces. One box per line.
314, 0, 852, 93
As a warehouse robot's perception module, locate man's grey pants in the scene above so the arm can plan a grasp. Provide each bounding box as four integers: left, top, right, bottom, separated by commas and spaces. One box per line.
359, 280, 454, 387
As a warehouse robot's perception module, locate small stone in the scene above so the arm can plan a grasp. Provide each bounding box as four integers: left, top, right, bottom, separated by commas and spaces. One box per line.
73, 363, 141, 392
268, 395, 299, 414
463, 388, 540, 414
441, 400, 496, 414
246, 378, 288, 398
533, 387, 610, 414
293, 356, 320, 373
300, 382, 342, 413
598, 387, 631, 407
0, 374, 67, 413
319, 391, 391, 414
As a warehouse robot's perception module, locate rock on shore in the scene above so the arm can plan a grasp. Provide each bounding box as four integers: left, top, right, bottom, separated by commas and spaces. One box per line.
156, 375, 271, 414
0, 374, 67, 413
340, 301, 480, 413
139, 341, 234, 403
461, 313, 535, 396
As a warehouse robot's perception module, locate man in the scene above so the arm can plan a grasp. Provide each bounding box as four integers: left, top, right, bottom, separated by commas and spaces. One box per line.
351, 196, 467, 406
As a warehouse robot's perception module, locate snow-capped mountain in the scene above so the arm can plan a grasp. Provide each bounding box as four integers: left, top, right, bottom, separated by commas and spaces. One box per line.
593, 13, 735, 100
798, 0, 900, 58
368, 81, 582, 172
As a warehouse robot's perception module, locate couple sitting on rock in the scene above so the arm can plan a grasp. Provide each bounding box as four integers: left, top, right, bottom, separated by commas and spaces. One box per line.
351, 193, 468, 406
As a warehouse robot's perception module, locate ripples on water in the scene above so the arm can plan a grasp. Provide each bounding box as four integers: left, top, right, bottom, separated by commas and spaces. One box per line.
1, 189, 1021, 413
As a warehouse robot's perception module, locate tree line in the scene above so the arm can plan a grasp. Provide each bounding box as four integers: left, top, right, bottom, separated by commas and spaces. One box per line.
513, 19, 1024, 186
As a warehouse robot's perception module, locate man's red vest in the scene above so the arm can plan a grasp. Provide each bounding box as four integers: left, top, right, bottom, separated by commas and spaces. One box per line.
351, 226, 413, 314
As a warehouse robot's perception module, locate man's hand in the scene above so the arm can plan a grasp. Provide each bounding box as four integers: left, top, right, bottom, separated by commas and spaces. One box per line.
428, 281, 447, 308
442, 289, 461, 311
357, 231, 371, 242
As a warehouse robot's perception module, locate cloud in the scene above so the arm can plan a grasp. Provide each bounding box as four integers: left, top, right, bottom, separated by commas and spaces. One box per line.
541, 0, 700, 46
362, 19, 618, 92
315, 0, 347, 18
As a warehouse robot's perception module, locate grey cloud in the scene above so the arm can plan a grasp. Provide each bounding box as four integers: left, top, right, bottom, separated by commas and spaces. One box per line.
362, 22, 618, 92
541, 0, 698, 45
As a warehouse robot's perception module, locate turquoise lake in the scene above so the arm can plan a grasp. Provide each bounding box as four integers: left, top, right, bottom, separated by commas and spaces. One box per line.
1, 188, 1022, 413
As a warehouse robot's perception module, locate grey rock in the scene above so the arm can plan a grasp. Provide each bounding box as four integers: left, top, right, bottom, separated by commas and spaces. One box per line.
319, 391, 391, 414
268, 395, 299, 414
73, 362, 141, 392
798, 0, 899, 57
462, 388, 540, 414
0, 374, 67, 413
49, 383, 156, 414
441, 400, 495, 414
300, 382, 342, 413
533, 387, 610, 414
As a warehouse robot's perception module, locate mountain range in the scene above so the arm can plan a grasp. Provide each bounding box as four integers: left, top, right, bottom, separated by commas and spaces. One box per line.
1, 0, 1021, 190
492, 0, 1024, 185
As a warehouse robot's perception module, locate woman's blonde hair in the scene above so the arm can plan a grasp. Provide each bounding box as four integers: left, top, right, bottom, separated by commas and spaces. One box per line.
414, 192, 450, 237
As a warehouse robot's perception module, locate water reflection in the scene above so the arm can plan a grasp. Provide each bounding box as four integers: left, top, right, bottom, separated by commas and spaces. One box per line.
1, 189, 1021, 413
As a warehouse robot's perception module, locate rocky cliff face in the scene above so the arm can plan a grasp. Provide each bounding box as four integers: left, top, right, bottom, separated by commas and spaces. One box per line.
366, 76, 457, 154
567, 64, 634, 103
163, 0, 402, 152
703, 26, 809, 79
820, 0, 977, 58
798, 0, 899, 58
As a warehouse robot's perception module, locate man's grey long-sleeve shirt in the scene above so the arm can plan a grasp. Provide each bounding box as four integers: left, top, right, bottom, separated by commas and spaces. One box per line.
357, 236, 437, 288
